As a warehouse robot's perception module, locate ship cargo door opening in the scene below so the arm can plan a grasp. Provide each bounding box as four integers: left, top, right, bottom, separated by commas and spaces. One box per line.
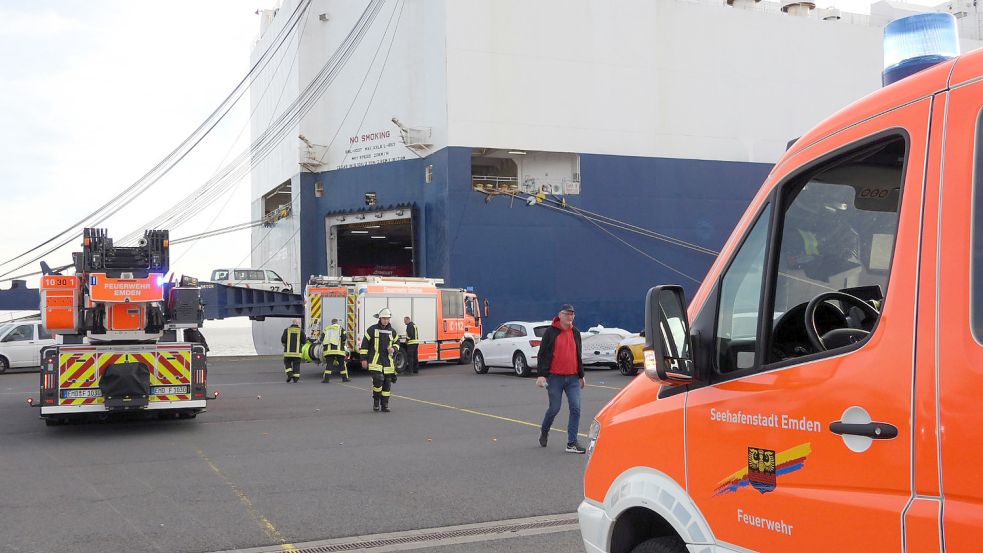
326, 208, 415, 277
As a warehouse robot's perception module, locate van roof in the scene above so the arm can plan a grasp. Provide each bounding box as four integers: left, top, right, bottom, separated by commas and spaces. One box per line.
782, 48, 983, 176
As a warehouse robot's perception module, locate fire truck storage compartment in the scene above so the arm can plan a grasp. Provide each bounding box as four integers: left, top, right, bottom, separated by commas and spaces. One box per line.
335, 217, 414, 277
362, 295, 437, 343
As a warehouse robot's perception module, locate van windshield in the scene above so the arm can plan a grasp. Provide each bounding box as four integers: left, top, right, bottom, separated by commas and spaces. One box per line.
211, 270, 229, 281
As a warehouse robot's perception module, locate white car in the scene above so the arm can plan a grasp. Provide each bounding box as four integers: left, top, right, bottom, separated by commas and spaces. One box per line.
580, 326, 633, 368
472, 320, 551, 377
0, 320, 57, 374
209, 268, 293, 292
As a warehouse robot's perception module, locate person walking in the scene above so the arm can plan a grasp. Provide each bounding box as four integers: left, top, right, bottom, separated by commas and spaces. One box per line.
360, 308, 399, 412
536, 304, 586, 453
281, 319, 307, 383
403, 315, 419, 375
321, 318, 350, 383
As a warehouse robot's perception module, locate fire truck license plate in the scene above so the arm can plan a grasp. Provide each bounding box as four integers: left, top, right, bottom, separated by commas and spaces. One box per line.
151, 385, 190, 395
62, 389, 101, 399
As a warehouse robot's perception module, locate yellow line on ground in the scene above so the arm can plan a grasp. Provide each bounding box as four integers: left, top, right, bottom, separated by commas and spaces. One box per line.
586, 383, 623, 391
340, 383, 588, 438
196, 449, 295, 551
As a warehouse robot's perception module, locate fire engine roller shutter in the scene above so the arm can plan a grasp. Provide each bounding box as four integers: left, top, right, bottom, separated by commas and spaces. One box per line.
332, 211, 414, 277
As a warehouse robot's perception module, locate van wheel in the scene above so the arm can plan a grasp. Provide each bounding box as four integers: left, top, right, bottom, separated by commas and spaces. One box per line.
0, 356, 8, 374
630, 536, 687, 553
618, 349, 638, 376
460, 341, 474, 365
473, 352, 488, 374
513, 352, 530, 377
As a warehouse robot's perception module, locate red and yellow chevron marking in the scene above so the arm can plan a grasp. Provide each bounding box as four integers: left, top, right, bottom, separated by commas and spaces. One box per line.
151, 350, 192, 401
309, 293, 322, 325
347, 293, 357, 349
59, 352, 97, 387
57, 349, 195, 406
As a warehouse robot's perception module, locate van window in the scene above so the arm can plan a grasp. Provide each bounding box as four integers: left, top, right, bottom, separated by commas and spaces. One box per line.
234, 270, 265, 281
714, 136, 906, 376
2, 324, 34, 342
211, 270, 229, 281
972, 112, 983, 341
266, 270, 284, 282
716, 205, 772, 372
37, 325, 51, 340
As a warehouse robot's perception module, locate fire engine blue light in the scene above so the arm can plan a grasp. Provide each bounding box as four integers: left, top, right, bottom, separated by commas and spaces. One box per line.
156, 275, 166, 286
882, 13, 959, 86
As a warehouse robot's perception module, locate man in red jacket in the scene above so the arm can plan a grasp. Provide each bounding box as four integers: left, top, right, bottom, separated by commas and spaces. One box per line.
536, 304, 586, 453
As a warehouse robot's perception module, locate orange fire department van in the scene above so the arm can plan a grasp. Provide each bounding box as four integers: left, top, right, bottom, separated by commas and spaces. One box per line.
580, 19, 983, 553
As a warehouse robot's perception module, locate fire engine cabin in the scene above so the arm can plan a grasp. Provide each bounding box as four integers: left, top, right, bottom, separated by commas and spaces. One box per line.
305, 276, 483, 369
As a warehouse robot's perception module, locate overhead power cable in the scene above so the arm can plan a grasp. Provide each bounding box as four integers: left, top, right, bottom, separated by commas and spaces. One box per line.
0, 0, 313, 278
118, 0, 388, 247
227, 0, 405, 287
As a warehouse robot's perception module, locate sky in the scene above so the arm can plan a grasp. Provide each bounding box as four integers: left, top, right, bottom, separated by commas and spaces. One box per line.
0, 0, 950, 324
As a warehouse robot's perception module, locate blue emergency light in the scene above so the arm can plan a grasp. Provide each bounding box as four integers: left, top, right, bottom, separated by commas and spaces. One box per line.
882, 13, 959, 86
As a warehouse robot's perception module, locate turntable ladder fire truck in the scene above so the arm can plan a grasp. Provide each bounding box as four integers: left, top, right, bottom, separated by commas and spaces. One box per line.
303, 276, 484, 372
30, 228, 216, 425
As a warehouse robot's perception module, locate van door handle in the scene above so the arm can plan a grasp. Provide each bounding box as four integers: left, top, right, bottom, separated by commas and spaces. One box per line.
829, 421, 898, 439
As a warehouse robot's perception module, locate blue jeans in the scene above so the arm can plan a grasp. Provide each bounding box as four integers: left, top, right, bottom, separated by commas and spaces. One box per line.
541, 374, 582, 445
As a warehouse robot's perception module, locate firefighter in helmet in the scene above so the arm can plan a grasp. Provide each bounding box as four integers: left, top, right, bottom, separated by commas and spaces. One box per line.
281, 319, 307, 383
360, 308, 399, 412
321, 318, 350, 383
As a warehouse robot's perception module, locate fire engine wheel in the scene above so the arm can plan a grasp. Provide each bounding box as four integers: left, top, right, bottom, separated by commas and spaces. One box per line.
0, 355, 8, 374
394, 350, 408, 374
618, 348, 638, 376
513, 352, 531, 378
460, 341, 474, 365
473, 351, 488, 374
630, 536, 687, 553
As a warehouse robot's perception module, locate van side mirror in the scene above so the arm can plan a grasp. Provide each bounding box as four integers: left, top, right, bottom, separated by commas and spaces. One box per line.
643, 285, 696, 385
486, 332, 494, 340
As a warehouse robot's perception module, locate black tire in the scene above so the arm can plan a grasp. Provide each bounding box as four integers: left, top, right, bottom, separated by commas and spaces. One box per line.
460, 341, 474, 365
0, 356, 8, 374
618, 348, 638, 376
394, 349, 408, 374
630, 536, 687, 553
513, 352, 531, 377
473, 351, 489, 374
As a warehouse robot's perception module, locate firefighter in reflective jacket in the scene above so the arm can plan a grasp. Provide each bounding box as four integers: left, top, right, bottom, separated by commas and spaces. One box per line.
321, 318, 350, 383
281, 319, 307, 383
403, 315, 420, 375
360, 308, 399, 412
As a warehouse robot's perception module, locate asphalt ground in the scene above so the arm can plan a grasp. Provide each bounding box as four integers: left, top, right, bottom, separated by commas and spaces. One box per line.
0, 356, 629, 553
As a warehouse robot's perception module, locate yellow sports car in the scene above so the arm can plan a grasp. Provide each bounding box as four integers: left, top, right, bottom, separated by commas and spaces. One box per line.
615, 332, 645, 376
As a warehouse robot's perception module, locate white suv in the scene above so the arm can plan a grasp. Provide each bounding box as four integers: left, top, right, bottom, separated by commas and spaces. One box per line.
472, 321, 551, 377
0, 320, 57, 374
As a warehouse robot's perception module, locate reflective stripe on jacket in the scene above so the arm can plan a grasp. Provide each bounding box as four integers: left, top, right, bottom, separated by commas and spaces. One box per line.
359, 323, 399, 373
406, 322, 420, 345
323, 324, 346, 356
283, 326, 304, 359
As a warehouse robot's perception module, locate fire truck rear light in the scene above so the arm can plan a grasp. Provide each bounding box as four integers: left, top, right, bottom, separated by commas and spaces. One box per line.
26, 397, 34, 406
212, 391, 220, 399
195, 354, 204, 360
84, 238, 91, 246
529, 340, 541, 347
45, 399, 55, 404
